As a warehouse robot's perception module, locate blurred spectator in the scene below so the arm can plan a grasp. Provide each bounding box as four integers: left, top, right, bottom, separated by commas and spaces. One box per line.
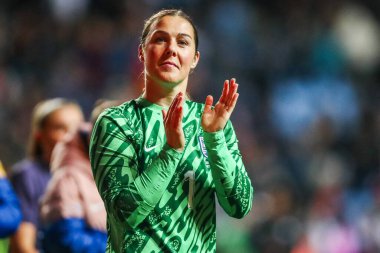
10, 98, 84, 253
39, 100, 119, 253
270, 76, 359, 141
39, 124, 106, 253
333, 2, 380, 73
0, 160, 22, 253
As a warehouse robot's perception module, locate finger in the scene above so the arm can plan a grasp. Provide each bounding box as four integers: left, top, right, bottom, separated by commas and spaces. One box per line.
204, 95, 213, 113
171, 95, 183, 128
172, 92, 182, 111
226, 79, 238, 105
162, 110, 167, 121
219, 80, 229, 104
173, 105, 183, 129
164, 106, 172, 126
227, 93, 239, 113
167, 92, 182, 125
228, 82, 238, 105
165, 100, 175, 125
168, 92, 182, 114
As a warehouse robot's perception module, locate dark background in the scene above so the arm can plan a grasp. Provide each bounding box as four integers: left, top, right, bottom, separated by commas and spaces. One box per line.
0, 1, 379, 252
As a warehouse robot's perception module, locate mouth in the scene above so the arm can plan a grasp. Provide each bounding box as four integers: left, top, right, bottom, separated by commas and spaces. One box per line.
160, 61, 179, 69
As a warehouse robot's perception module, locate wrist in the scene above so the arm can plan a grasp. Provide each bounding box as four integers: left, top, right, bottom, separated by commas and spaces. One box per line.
164, 143, 184, 154
202, 126, 222, 133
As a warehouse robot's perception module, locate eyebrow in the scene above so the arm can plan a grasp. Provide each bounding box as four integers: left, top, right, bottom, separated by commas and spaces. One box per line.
152, 30, 193, 40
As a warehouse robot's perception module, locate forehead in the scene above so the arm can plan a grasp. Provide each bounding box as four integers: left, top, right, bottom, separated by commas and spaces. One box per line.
45, 106, 82, 123
151, 15, 194, 37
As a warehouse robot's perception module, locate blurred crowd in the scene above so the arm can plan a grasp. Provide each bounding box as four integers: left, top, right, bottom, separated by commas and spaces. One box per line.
0, 0, 379, 252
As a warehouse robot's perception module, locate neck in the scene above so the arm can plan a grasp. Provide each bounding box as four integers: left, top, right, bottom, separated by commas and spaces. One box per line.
142, 77, 188, 107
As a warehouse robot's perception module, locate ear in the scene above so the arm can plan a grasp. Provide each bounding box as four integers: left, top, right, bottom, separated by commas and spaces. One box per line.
138, 45, 145, 62
191, 51, 200, 69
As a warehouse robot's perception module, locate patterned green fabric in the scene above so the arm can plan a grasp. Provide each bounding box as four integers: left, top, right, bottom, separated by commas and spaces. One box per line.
90, 97, 253, 253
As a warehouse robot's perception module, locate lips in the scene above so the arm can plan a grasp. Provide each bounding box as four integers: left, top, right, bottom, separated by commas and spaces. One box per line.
161, 61, 179, 69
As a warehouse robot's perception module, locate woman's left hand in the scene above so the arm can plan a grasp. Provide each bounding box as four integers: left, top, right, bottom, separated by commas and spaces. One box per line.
201, 78, 239, 133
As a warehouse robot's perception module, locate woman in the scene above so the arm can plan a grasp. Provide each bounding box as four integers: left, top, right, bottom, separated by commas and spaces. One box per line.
39, 100, 120, 253
10, 98, 84, 253
39, 123, 107, 253
90, 9, 253, 252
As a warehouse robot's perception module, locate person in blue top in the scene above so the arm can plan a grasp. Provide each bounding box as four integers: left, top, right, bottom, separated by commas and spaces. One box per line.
0, 160, 22, 253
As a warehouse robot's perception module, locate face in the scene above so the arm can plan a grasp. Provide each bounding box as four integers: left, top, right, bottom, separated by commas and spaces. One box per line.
38, 105, 84, 162
139, 15, 200, 88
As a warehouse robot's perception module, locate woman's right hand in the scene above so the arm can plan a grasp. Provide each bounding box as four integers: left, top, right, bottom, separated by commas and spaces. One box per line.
162, 92, 185, 152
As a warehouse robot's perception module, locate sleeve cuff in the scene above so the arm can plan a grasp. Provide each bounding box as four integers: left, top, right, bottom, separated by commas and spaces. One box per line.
202, 129, 225, 146
161, 143, 183, 159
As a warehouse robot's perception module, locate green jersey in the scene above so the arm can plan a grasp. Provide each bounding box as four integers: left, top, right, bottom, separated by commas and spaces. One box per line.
90, 97, 253, 253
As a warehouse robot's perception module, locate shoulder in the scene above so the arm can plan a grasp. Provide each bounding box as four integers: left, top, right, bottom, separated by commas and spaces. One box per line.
11, 159, 48, 178
11, 159, 33, 175
95, 100, 140, 127
102, 100, 139, 116
91, 100, 143, 147
10, 160, 50, 197
93, 101, 134, 134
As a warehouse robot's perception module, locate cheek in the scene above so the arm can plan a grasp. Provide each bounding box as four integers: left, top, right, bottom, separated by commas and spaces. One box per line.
146, 46, 162, 61
143, 53, 157, 71
44, 128, 68, 146
182, 53, 196, 68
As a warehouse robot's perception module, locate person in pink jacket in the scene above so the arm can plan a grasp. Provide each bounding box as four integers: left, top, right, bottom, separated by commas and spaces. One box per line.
39, 100, 120, 253
39, 123, 107, 253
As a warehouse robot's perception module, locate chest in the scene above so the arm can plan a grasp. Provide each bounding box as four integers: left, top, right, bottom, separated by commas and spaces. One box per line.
135, 109, 214, 196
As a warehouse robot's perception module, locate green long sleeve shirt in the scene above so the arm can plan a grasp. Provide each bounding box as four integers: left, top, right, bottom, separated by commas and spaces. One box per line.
89, 97, 253, 253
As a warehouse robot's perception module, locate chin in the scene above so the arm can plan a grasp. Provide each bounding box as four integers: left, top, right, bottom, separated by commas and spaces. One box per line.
158, 75, 183, 86
158, 80, 181, 89
148, 71, 187, 88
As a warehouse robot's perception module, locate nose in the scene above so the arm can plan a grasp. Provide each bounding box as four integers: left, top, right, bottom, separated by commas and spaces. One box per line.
166, 39, 177, 56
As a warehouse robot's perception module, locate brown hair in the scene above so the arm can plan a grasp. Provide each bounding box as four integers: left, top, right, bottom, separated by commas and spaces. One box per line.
140, 9, 199, 51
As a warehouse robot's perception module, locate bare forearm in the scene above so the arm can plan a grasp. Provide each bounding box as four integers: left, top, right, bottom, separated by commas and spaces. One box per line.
10, 222, 39, 253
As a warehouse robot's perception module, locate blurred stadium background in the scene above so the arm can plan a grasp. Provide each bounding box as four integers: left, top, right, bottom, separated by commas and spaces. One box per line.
0, 0, 380, 252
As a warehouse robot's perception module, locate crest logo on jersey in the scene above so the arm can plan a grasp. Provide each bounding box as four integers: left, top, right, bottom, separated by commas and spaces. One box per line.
198, 135, 208, 158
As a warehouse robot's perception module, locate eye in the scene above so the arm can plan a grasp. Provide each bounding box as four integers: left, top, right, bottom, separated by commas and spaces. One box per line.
154, 37, 165, 43
178, 39, 189, 47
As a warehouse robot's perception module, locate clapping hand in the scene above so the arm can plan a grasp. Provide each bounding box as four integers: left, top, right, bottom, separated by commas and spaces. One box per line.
202, 78, 239, 133
162, 92, 185, 152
